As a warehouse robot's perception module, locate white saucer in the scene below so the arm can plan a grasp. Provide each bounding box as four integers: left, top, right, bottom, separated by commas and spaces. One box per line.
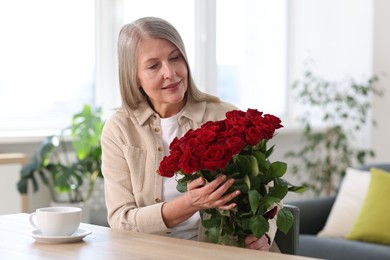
28, 228, 92, 244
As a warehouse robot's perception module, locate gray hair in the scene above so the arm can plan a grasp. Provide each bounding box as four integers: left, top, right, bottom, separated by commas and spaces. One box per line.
117, 16, 219, 111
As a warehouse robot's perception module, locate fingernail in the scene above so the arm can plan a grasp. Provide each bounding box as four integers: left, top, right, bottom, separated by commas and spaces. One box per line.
219, 174, 227, 180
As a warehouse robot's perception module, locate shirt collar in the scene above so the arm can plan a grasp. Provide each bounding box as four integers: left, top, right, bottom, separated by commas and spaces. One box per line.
133, 98, 206, 126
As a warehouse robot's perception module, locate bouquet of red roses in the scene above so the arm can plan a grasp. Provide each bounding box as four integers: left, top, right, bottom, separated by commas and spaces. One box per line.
159, 108, 305, 247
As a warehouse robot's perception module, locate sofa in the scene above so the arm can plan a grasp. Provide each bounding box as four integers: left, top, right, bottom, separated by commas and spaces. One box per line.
287, 163, 390, 260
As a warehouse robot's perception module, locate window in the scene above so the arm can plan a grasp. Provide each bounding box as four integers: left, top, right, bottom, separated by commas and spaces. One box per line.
216, 0, 288, 114
0, 0, 288, 135
121, 0, 287, 115
0, 0, 95, 132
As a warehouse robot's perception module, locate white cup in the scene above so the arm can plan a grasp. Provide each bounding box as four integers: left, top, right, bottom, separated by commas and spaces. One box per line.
29, 207, 82, 236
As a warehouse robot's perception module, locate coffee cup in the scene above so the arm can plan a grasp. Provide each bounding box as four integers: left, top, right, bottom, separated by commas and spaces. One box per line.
29, 206, 82, 236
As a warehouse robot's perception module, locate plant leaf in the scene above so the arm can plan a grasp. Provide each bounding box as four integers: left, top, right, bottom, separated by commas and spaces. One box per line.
269, 183, 288, 200
270, 161, 287, 177
249, 215, 269, 238
201, 218, 220, 229
176, 179, 187, 193
206, 227, 220, 243
248, 190, 261, 215
288, 185, 308, 193
236, 155, 259, 176
276, 207, 294, 234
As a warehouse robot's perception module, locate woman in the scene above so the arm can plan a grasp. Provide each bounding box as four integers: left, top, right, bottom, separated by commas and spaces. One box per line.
101, 16, 276, 251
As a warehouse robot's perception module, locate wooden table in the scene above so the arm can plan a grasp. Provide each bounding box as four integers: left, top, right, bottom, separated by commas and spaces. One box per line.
0, 214, 315, 259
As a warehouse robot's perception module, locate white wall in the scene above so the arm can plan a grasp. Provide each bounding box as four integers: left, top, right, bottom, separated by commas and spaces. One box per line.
0, 165, 23, 213
286, 0, 390, 162
372, 0, 390, 163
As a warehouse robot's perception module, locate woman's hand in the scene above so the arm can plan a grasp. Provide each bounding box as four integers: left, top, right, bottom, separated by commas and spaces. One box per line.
245, 234, 270, 251
161, 174, 239, 228
185, 175, 240, 211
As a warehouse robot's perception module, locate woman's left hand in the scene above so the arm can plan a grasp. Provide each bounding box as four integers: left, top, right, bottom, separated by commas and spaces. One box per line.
245, 234, 270, 251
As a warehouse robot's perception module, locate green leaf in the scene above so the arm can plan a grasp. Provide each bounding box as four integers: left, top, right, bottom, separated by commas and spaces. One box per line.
244, 174, 251, 190
218, 209, 231, 216
201, 218, 220, 229
176, 174, 200, 193
276, 207, 294, 234
253, 150, 267, 168
248, 190, 261, 215
71, 105, 104, 160
270, 161, 287, 177
248, 174, 261, 191
288, 185, 308, 193
176, 179, 187, 193
277, 178, 308, 193
263, 196, 281, 211
249, 215, 269, 238
265, 145, 275, 158
269, 183, 288, 200
206, 227, 220, 243
235, 155, 259, 176
17, 178, 28, 194
229, 177, 250, 193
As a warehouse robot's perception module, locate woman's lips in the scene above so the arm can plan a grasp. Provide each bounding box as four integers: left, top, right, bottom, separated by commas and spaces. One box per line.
163, 81, 180, 90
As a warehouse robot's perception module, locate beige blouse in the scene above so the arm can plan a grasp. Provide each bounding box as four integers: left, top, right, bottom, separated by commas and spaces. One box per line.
101, 97, 279, 244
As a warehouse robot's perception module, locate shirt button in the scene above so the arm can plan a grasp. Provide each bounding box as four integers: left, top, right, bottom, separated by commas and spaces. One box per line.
155, 198, 161, 203
154, 127, 160, 132
158, 146, 163, 152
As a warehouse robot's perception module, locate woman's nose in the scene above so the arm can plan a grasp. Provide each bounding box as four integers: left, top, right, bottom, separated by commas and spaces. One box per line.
162, 62, 175, 79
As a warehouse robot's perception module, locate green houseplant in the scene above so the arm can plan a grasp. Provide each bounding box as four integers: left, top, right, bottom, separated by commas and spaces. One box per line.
17, 104, 104, 203
285, 70, 383, 196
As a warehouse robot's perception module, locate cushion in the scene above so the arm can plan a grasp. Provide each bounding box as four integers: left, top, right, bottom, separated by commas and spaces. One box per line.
346, 168, 390, 245
318, 168, 370, 238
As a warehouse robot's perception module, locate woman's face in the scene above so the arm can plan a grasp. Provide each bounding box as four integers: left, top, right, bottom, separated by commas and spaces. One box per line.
136, 37, 188, 118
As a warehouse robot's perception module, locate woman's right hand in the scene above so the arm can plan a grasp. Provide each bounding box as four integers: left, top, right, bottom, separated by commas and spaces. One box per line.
185, 175, 240, 211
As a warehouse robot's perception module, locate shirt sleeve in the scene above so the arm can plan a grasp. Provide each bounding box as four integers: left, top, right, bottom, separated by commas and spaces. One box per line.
101, 116, 170, 234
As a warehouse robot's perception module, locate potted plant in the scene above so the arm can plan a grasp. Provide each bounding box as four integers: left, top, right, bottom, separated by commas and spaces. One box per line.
285, 70, 383, 196
17, 104, 104, 206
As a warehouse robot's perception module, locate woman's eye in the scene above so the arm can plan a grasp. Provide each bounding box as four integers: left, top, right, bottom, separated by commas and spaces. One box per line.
170, 55, 180, 61
148, 64, 158, 70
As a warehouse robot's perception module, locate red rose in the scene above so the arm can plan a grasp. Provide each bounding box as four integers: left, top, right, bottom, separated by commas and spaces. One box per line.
254, 116, 281, 140
197, 128, 216, 144
159, 109, 283, 179
246, 109, 263, 123
169, 136, 180, 150
226, 136, 246, 155
178, 150, 201, 174
228, 125, 246, 137
184, 137, 201, 151
225, 110, 247, 128
200, 144, 232, 171
159, 150, 181, 177
202, 120, 226, 132
264, 114, 283, 129
245, 126, 264, 146
194, 144, 208, 157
